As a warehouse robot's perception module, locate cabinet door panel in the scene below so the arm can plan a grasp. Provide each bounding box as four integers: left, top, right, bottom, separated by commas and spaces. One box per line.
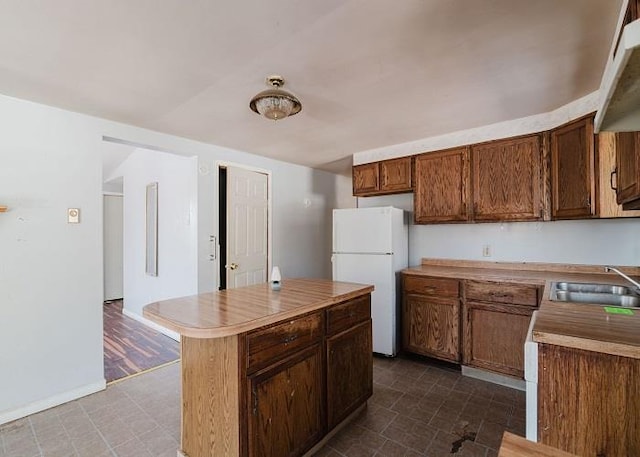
353, 163, 380, 195
615, 132, 640, 205
551, 117, 596, 219
403, 294, 460, 362
248, 345, 324, 457
538, 344, 640, 456
463, 302, 533, 378
326, 320, 373, 429
380, 157, 412, 193
414, 148, 470, 223
472, 135, 542, 221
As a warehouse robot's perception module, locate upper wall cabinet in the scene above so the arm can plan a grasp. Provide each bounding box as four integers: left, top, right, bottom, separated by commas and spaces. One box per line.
352, 163, 379, 195
550, 116, 596, 219
352, 157, 412, 197
471, 135, 543, 221
414, 148, 471, 223
615, 132, 640, 210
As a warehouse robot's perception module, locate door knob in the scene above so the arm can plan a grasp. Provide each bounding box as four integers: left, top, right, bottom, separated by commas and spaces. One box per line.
226, 263, 239, 270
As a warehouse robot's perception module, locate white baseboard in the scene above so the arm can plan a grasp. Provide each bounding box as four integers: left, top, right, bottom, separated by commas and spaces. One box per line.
462, 365, 526, 391
0, 379, 106, 426
122, 308, 181, 342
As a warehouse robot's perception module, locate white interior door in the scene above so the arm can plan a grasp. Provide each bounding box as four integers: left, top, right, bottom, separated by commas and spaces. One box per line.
226, 167, 269, 288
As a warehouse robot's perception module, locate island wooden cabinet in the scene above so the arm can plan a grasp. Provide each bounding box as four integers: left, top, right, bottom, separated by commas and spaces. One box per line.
248, 344, 324, 457
245, 311, 325, 457
471, 135, 543, 221
462, 281, 539, 378
327, 320, 372, 429
402, 275, 461, 362
550, 116, 597, 219
414, 147, 470, 223
614, 131, 640, 210
353, 157, 412, 196
326, 295, 372, 429
143, 280, 373, 457
538, 344, 640, 456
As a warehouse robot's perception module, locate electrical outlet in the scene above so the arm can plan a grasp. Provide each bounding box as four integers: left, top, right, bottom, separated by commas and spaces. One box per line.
482, 244, 491, 257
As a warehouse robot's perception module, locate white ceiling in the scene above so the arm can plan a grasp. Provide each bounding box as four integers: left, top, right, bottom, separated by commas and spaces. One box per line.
0, 1, 624, 174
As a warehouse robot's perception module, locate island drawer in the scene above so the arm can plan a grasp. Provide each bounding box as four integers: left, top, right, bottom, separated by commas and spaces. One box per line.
403, 275, 459, 297
465, 280, 539, 306
326, 295, 371, 336
247, 311, 323, 372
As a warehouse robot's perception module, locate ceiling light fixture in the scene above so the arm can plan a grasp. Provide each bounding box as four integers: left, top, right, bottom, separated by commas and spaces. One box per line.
249, 75, 302, 121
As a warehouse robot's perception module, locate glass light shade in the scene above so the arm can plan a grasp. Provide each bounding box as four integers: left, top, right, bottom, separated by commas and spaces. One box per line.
250, 88, 302, 120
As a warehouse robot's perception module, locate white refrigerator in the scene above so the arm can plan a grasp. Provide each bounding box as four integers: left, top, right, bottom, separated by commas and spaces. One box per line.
331, 207, 408, 356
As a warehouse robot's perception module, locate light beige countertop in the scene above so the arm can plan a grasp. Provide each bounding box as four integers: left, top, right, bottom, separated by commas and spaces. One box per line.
403, 259, 640, 359
143, 278, 374, 339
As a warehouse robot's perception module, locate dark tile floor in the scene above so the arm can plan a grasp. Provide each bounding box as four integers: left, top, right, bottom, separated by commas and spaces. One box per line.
318, 356, 525, 457
0, 355, 524, 457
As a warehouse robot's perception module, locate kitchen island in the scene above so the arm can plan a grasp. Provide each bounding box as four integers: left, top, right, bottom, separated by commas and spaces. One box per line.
143, 278, 374, 457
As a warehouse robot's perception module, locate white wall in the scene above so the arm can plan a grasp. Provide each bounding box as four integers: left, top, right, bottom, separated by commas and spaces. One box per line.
0, 95, 105, 423
358, 193, 640, 267
117, 149, 198, 319
103, 195, 123, 301
0, 93, 343, 424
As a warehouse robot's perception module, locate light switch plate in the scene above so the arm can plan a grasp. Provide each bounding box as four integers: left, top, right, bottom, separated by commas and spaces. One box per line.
68, 208, 80, 223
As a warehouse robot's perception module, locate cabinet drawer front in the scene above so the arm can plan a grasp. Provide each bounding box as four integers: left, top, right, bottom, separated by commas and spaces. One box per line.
247, 312, 323, 372
326, 295, 371, 335
465, 281, 538, 306
404, 275, 459, 297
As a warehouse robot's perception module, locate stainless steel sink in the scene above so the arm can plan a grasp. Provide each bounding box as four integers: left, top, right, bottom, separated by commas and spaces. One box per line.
554, 281, 631, 295
550, 282, 640, 308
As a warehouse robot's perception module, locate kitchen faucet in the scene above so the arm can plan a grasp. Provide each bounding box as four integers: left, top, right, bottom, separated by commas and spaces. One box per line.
604, 266, 640, 290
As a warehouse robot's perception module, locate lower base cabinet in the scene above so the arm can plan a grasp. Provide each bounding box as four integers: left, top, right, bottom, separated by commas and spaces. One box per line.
244, 298, 373, 457
538, 344, 640, 456
404, 294, 460, 362
463, 302, 534, 378
248, 344, 324, 457
327, 320, 373, 429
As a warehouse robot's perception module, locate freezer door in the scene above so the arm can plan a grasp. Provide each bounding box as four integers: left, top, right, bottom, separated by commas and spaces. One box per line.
333, 207, 393, 254
332, 253, 397, 356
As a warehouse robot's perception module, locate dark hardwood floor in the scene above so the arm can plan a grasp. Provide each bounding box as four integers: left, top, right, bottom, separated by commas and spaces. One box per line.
103, 299, 180, 383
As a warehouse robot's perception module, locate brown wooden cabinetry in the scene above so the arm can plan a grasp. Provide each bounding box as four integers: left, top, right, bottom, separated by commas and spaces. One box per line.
402, 275, 461, 362
380, 157, 413, 193
550, 116, 597, 219
538, 344, 640, 456
614, 132, 640, 210
240, 295, 373, 457
471, 135, 543, 221
248, 345, 324, 457
353, 157, 412, 196
352, 163, 379, 195
325, 295, 372, 430
597, 132, 640, 217
326, 320, 372, 429
414, 148, 470, 223
462, 281, 539, 378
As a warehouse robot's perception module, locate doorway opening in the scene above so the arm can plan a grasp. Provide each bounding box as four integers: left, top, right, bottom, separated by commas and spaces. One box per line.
217, 164, 271, 290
